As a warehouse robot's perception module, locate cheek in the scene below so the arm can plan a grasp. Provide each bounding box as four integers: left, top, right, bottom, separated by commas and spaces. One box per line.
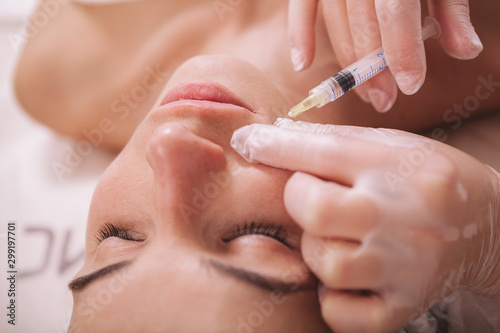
89, 163, 151, 221
230, 164, 293, 217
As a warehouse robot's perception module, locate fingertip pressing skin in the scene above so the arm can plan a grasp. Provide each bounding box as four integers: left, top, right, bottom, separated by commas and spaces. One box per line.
231, 124, 296, 165
230, 125, 255, 162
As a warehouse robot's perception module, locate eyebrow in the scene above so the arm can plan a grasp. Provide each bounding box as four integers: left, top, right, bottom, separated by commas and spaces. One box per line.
68, 258, 316, 294
68, 261, 131, 292
207, 259, 316, 293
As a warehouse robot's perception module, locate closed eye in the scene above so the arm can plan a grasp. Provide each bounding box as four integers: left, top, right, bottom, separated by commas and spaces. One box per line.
95, 223, 144, 244
221, 221, 289, 246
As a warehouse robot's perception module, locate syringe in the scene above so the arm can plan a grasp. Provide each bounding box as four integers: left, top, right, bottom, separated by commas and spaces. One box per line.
288, 16, 441, 118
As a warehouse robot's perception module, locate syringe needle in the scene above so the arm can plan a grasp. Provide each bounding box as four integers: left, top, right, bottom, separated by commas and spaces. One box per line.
289, 92, 323, 117
274, 115, 291, 126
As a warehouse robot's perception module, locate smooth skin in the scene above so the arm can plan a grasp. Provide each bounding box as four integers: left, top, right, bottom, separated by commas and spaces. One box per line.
68, 55, 333, 333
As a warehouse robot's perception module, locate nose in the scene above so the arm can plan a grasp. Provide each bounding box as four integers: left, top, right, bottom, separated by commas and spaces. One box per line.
146, 123, 229, 226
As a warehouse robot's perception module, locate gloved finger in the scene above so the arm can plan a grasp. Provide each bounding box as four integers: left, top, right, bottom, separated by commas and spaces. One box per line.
274, 118, 423, 142
321, 0, 371, 103
321, 0, 353, 69
302, 233, 383, 290
288, 0, 318, 71
284, 172, 378, 239
345, 0, 398, 112
244, 118, 428, 150
230, 123, 389, 184
375, 0, 426, 95
428, 0, 483, 60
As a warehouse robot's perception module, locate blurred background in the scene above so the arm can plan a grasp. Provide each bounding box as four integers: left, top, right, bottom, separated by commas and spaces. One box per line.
0, 1, 113, 332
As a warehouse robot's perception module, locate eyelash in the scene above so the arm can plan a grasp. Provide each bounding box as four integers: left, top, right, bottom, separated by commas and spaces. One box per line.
95, 221, 288, 246
222, 221, 288, 245
95, 223, 136, 244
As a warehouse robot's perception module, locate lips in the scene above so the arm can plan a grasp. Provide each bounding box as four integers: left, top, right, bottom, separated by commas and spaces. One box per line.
160, 81, 254, 113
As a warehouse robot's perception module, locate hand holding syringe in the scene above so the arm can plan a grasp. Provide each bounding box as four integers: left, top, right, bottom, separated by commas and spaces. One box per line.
288, 1, 483, 114
288, 17, 441, 118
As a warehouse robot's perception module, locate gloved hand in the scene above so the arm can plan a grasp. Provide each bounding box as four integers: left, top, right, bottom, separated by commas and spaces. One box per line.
288, 0, 483, 112
231, 119, 500, 333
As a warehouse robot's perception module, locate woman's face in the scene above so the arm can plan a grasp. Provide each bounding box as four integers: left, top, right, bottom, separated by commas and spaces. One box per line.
69, 55, 332, 333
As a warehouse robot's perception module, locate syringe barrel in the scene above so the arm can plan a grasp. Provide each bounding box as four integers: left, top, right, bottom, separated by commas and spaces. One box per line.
344, 48, 388, 86
310, 47, 387, 107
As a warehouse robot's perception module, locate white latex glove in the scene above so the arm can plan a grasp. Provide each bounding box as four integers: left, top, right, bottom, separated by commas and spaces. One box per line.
231, 119, 500, 333
288, 0, 483, 112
